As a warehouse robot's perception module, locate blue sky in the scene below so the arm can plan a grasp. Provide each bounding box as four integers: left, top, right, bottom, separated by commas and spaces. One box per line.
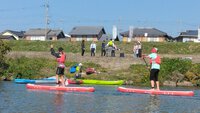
0, 0, 200, 37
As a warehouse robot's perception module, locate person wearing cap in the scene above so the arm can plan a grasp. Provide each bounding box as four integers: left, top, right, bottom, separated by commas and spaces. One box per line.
50, 44, 68, 86
143, 46, 160, 90
74, 63, 83, 79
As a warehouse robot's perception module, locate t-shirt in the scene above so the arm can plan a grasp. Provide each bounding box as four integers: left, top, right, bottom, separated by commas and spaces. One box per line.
148, 53, 160, 70
102, 42, 106, 49
90, 43, 96, 50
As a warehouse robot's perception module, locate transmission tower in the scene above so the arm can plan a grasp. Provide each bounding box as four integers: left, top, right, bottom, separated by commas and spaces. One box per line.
45, 0, 49, 40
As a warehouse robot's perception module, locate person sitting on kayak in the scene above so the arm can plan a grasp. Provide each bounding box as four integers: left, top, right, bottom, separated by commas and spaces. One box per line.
74, 63, 83, 79
143, 47, 161, 90
50, 44, 68, 86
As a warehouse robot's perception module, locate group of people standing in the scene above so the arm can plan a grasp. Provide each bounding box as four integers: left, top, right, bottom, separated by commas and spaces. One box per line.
133, 41, 142, 58
81, 39, 117, 57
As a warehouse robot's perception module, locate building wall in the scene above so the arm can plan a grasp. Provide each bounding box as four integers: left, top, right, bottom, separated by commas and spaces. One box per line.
25, 36, 46, 41
70, 36, 98, 41
183, 37, 197, 42
122, 36, 166, 42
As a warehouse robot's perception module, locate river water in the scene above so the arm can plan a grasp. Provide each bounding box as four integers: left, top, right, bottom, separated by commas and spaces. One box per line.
0, 81, 200, 113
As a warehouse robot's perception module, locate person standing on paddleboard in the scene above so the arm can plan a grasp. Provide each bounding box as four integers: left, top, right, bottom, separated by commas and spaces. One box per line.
143, 47, 161, 90
50, 45, 68, 86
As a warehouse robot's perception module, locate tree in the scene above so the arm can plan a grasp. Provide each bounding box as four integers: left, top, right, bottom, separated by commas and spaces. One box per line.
0, 39, 11, 76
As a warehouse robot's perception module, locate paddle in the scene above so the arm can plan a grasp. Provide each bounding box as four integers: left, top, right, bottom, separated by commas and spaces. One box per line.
142, 55, 150, 72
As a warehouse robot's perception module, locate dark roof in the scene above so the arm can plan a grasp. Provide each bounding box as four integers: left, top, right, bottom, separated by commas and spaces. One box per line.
120, 28, 168, 37
179, 30, 198, 37
24, 28, 64, 37
0, 35, 15, 40
1, 30, 25, 37
69, 26, 106, 36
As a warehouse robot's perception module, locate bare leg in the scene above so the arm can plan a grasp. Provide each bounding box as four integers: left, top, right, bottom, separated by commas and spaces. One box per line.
151, 80, 155, 90
56, 74, 59, 84
60, 75, 65, 86
156, 81, 160, 90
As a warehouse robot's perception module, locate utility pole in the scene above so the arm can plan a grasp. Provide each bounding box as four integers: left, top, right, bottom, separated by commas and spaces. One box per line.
45, 0, 49, 40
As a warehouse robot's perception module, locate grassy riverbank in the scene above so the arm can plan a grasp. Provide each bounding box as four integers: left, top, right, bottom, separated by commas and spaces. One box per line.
6, 40, 200, 54
2, 40, 200, 86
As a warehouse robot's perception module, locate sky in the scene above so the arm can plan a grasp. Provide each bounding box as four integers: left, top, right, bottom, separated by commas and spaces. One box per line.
0, 0, 200, 37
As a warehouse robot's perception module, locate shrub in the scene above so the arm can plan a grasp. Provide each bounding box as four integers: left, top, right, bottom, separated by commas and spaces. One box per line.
159, 58, 192, 82
0, 40, 11, 76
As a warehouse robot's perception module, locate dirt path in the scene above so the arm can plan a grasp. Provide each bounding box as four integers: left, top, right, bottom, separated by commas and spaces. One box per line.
7, 51, 200, 70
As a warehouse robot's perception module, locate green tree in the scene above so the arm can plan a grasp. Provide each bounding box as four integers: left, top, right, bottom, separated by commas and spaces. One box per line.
0, 40, 11, 76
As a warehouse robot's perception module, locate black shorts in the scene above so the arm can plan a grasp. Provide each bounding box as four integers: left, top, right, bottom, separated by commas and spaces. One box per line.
150, 69, 160, 81
56, 67, 64, 75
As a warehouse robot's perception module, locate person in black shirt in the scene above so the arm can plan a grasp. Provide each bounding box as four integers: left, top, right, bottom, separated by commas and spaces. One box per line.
81, 40, 85, 56
101, 40, 106, 56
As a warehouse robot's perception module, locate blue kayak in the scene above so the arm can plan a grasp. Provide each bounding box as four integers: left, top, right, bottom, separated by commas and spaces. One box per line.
15, 78, 56, 84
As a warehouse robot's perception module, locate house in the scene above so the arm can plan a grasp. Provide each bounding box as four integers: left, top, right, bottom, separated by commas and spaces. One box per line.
0, 35, 15, 40
120, 27, 169, 42
176, 29, 200, 42
69, 26, 106, 41
0, 30, 25, 40
24, 28, 66, 41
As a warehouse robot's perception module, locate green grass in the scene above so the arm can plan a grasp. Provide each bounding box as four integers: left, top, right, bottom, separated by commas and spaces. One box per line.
5, 40, 200, 54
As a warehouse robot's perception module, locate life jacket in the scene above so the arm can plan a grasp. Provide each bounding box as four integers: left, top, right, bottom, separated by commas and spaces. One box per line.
108, 41, 113, 46
57, 53, 66, 68
76, 66, 80, 72
150, 55, 161, 64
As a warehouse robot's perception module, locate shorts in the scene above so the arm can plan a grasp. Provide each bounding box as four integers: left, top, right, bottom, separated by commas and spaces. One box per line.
56, 67, 64, 75
150, 69, 160, 81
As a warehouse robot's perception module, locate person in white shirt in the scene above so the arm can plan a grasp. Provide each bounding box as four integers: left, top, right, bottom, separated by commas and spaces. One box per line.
90, 41, 96, 56
133, 42, 138, 58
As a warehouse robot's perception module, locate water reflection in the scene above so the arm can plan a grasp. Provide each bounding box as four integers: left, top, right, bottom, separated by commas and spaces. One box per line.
144, 95, 160, 113
54, 91, 64, 113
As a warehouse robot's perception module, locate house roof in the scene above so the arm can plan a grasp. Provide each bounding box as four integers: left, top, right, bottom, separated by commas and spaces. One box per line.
24, 28, 64, 37
179, 30, 198, 37
0, 35, 15, 40
120, 28, 168, 37
69, 26, 106, 36
1, 30, 25, 37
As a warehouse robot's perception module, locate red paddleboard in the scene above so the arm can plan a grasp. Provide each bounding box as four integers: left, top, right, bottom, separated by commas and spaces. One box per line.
26, 84, 95, 92
117, 87, 194, 96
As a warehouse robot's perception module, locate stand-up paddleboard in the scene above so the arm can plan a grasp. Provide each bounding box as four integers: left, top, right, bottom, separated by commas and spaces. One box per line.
117, 87, 194, 96
15, 79, 56, 84
82, 80, 124, 85
26, 84, 95, 92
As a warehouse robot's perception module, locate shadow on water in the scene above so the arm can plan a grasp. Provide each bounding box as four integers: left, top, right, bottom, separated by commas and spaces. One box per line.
144, 95, 160, 113
53, 91, 64, 113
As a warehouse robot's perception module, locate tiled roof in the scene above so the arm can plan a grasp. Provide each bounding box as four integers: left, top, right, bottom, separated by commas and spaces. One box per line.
69, 26, 105, 35
180, 30, 198, 37
120, 28, 167, 37
24, 28, 63, 36
1, 30, 25, 37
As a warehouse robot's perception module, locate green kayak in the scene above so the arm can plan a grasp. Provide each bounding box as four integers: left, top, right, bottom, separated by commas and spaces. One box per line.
82, 80, 124, 85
